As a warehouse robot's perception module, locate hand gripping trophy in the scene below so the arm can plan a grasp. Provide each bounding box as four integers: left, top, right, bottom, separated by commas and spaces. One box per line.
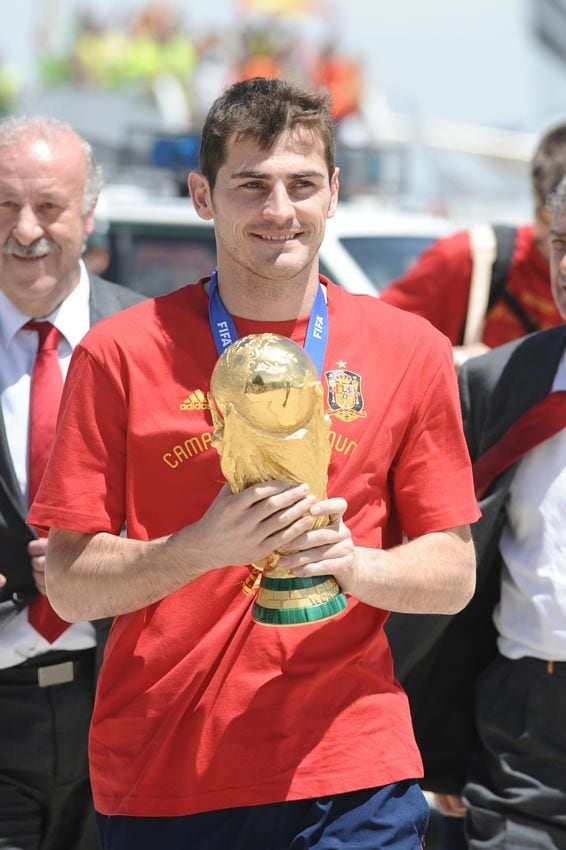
208, 333, 347, 626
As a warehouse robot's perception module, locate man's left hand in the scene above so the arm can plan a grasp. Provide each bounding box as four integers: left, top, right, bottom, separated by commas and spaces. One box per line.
28, 538, 48, 595
277, 497, 358, 590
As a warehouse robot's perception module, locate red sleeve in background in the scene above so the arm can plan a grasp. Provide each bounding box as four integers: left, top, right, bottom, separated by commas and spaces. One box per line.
482, 223, 558, 347
379, 230, 473, 344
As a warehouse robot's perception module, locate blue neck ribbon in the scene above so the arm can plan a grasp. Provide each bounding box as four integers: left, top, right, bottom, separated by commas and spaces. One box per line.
207, 269, 328, 377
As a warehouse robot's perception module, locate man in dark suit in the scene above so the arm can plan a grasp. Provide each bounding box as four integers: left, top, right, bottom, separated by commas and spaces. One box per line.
387, 177, 566, 848
0, 117, 143, 850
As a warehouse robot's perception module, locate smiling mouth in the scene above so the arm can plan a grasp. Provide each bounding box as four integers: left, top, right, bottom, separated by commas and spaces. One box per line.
254, 233, 301, 242
10, 253, 50, 261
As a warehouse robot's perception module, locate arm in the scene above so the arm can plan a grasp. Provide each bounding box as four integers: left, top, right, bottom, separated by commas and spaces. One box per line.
48, 492, 475, 623
279, 499, 476, 615
46, 481, 318, 622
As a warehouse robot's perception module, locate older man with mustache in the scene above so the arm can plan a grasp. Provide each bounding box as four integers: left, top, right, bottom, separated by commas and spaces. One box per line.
0, 117, 143, 850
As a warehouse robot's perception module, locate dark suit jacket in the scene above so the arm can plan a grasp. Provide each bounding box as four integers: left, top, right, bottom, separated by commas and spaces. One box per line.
385, 324, 566, 793
0, 274, 143, 665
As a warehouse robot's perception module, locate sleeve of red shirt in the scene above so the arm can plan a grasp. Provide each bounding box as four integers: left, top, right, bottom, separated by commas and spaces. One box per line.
391, 329, 480, 538
379, 230, 473, 344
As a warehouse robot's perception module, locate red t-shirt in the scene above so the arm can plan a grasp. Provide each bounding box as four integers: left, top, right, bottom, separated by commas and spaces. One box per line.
29, 279, 480, 817
380, 223, 561, 346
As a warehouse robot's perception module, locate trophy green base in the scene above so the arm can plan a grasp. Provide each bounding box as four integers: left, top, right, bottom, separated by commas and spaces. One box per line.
252, 574, 347, 626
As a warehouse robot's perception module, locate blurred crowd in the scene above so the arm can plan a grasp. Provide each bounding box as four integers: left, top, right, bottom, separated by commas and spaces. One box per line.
37, 0, 366, 130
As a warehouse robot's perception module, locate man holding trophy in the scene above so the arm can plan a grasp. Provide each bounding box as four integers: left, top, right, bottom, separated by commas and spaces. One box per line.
29, 78, 479, 849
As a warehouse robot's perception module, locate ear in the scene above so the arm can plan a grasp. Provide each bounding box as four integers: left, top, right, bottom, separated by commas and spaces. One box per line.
327, 167, 340, 219
188, 171, 214, 221
83, 207, 96, 236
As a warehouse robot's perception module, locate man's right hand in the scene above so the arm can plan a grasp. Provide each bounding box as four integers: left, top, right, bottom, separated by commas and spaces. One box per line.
45, 481, 320, 622
433, 792, 466, 818
177, 481, 318, 573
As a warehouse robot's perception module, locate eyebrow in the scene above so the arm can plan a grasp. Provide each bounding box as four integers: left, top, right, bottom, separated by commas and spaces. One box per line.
229, 169, 326, 180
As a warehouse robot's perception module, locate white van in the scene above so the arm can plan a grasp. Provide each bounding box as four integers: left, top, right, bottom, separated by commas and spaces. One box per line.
93, 188, 453, 298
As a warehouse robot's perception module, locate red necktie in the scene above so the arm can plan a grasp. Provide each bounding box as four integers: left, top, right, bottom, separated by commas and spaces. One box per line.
24, 320, 70, 642
473, 391, 566, 500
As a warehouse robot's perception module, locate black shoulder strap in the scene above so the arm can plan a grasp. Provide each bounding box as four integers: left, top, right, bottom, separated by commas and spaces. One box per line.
487, 225, 516, 309
487, 225, 539, 335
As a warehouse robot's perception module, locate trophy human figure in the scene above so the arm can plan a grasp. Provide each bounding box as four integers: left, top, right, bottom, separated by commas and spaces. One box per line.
208, 333, 347, 625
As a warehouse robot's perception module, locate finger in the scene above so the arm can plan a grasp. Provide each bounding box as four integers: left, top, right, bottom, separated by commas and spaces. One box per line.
263, 511, 318, 554
239, 481, 309, 510
28, 538, 48, 557
434, 793, 466, 818
309, 497, 348, 522
444, 794, 466, 817
0, 574, 5, 588
446, 800, 466, 817
33, 569, 47, 594
259, 495, 317, 539
279, 525, 348, 556
433, 794, 451, 816
31, 557, 46, 575
279, 540, 353, 572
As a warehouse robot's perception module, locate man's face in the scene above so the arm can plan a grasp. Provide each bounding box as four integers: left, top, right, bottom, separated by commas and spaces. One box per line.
190, 129, 339, 288
0, 133, 94, 317
549, 206, 566, 319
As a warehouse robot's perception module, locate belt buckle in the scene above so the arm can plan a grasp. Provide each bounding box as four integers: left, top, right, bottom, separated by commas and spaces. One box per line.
38, 661, 75, 687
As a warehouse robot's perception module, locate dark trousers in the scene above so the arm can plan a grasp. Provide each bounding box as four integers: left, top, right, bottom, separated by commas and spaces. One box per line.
96, 780, 429, 850
0, 649, 98, 850
464, 654, 566, 849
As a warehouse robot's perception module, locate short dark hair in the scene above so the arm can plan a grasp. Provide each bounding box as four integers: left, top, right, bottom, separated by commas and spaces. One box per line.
548, 174, 566, 219
531, 121, 566, 206
199, 77, 335, 190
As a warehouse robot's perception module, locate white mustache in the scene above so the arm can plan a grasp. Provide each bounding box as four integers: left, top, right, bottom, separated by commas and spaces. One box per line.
2, 237, 58, 258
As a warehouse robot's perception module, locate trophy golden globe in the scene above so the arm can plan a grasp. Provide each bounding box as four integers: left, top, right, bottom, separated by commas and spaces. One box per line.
208, 333, 347, 626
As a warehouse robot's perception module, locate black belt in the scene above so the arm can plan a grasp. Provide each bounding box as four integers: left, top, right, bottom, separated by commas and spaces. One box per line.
0, 648, 95, 687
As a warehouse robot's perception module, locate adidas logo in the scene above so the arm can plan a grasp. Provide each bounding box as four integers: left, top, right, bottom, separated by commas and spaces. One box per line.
180, 389, 210, 411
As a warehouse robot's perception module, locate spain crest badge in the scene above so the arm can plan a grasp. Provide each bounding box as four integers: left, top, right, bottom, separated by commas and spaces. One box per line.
325, 367, 367, 422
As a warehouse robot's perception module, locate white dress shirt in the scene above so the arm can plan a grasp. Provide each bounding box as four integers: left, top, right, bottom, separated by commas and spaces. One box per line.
495, 349, 566, 661
0, 261, 96, 668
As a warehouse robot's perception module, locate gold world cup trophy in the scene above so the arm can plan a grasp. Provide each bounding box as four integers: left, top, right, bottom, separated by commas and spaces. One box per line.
208, 333, 347, 626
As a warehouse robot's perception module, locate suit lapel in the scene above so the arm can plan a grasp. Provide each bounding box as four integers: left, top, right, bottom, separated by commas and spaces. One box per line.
0, 391, 26, 524
88, 274, 107, 325
480, 325, 566, 454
